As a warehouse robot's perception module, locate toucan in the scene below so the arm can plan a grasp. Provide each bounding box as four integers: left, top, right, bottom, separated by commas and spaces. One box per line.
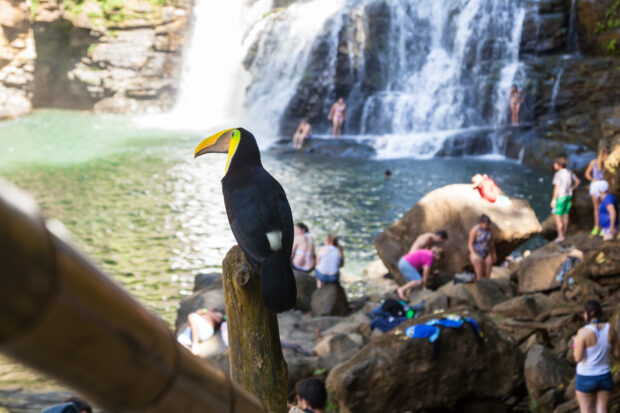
194, 128, 296, 313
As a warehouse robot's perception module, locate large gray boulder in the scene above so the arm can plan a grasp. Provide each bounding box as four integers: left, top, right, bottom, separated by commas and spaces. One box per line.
327, 309, 523, 412
293, 269, 317, 312
524, 344, 572, 399
311, 283, 349, 317
375, 184, 542, 281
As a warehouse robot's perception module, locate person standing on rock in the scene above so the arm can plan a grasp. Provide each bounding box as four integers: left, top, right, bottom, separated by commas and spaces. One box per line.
409, 230, 448, 252
585, 149, 609, 235
509, 85, 525, 125
468, 214, 496, 280
573, 300, 620, 413
292, 119, 312, 149
597, 181, 618, 241
551, 154, 580, 243
315, 234, 344, 288
396, 247, 443, 300
327, 97, 346, 137
292, 222, 316, 273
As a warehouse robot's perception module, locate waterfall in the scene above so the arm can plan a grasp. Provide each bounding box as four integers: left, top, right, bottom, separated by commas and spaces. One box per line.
157, 0, 530, 158
550, 67, 565, 113
567, 0, 579, 54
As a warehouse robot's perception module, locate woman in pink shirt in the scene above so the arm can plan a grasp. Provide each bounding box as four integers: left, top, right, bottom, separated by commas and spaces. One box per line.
396, 247, 443, 300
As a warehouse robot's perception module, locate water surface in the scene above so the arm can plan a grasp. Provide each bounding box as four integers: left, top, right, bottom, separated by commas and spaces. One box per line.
0, 110, 552, 392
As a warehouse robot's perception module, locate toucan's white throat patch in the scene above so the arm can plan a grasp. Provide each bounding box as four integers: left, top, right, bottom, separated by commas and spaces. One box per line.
266, 231, 282, 251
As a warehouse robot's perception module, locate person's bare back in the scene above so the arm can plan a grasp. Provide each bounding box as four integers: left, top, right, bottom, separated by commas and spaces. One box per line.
409, 230, 447, 253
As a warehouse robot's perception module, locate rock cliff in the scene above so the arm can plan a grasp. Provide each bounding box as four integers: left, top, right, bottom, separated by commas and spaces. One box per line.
0, 0, 191, 120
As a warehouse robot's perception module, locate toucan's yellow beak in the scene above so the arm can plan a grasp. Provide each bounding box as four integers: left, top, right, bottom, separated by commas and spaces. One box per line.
194, 128, 234, 158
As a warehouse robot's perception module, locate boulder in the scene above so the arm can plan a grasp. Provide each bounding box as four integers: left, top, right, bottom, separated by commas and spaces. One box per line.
293, 269, 317, 312
312, 333, 366, 366
439, 279, 510, 311
517, 243, 576, 294
326, 309, 523, 412
311, 283, 349, 317
524, 344, 572, 398
283, 349, 324, 393
322, 311, 372, 338
375, 184, 542, 280
492, 294, 553, 320
193, 272, 222, 292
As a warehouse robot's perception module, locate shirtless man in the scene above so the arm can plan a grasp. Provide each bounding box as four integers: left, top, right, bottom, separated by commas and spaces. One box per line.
408, 230, 448, 252
327, 97, 346, 137
291, 222, 315, 272
293, 119, 312, 149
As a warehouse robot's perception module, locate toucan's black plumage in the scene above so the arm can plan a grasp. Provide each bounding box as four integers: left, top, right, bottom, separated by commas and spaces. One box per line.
195, 127, 296, 313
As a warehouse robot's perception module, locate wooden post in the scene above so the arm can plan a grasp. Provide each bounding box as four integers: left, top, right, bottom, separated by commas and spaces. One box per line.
222, 246, 288, 413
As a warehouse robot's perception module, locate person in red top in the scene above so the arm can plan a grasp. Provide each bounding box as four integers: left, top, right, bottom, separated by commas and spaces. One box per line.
471, 173, 501, 202
396, 247, 443, 300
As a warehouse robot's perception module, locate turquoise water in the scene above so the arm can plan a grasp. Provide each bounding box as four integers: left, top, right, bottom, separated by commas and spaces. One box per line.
0, 110, 554, 391
0, 110, 554, 323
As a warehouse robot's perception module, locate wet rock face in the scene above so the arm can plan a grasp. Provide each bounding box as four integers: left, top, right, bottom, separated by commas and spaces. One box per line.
326, 309, 524, 413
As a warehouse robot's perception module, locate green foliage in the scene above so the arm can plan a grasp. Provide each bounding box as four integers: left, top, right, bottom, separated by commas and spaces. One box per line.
594, 0, 620, 34
604, 38, 619, 54
30, 0, 40, 17
87, 43, 96, 56
62, 0, 170, 26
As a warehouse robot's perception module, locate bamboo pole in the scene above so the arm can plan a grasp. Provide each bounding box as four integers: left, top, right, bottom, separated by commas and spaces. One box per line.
222, 246, 288, 413
0, 178, 266, 413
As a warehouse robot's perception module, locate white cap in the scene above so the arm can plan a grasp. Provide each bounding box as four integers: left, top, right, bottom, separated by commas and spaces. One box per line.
598, 180, 610, 194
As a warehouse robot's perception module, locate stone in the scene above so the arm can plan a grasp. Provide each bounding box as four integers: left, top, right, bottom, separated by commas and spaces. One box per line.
91, 29, 155, 70
193, 272, 222, 292
439, 279, 510, 311
517, 243, 575, 294
327, 309, 523, 412
312, 333, 365, 365
0, 85, 31, 120
322, 311, 371, 338
293, 269, 317, 312
491, 266, 512, 279
492, 294, 552, 319
524, 344, 572, 398
423, 291, 450, 312
283, 350, 323, 393
375, 184, 542, 279
311, 283, 349, 317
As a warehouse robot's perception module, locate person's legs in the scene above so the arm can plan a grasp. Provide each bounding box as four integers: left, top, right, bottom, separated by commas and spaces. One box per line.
335, 118, 343, 137
563, 214, 570, 237
515, 103, 520, 124
595, 391, 610, 413
332, 119, 338, 137
470, 254, 484, 280
299, 134, 306, 148
576, 391, 596, 413
397, 279, 422, 300
591, 194, 600, 231
554, 214, 565, 242
484, 255, 493, 278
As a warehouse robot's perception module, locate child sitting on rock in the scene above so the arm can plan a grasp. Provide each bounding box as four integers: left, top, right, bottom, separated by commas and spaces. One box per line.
289, 378, 327, 413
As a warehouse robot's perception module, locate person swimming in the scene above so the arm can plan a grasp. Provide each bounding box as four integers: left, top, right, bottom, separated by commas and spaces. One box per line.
327, 97, 346, 137
291, 222, 315, 272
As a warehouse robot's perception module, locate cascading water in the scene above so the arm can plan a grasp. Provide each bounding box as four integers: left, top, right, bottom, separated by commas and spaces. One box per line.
550, 67, 565, 113
162, 0, 530, 158
567, 0, 579, 54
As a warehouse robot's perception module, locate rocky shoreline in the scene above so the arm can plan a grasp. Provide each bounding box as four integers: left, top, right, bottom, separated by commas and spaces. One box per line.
172, 178, 620, 413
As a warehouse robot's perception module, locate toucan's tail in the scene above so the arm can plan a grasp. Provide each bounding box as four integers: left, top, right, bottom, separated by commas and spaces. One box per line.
261, 251, 297, 313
